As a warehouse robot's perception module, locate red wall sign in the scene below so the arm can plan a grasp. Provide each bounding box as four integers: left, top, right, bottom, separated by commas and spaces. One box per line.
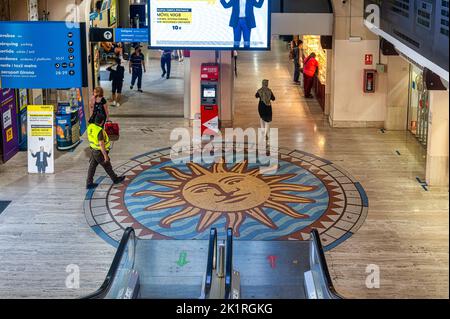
365, 54, 373, 65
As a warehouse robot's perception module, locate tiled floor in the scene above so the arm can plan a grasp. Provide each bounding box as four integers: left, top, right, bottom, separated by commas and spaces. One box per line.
0, 40, 448, 299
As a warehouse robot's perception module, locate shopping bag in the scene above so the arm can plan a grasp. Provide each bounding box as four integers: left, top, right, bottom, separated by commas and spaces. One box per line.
105, 121, 120, 141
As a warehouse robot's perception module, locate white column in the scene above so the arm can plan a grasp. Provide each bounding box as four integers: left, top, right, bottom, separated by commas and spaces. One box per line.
426, 89, 449, 187
184, 57, 191, 120
384, 56, 409, 130
219, 51, 234, 128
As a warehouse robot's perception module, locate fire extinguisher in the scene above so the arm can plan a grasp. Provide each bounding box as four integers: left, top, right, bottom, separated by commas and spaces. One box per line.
367, 73, 373, 91
364, 69, 376, 93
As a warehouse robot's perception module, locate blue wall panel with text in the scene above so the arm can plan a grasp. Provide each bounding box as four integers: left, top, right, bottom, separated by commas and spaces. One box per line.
0, 22, 85, 89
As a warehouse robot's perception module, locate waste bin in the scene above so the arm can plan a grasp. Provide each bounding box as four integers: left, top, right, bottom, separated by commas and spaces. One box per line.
56, 110, 80, 151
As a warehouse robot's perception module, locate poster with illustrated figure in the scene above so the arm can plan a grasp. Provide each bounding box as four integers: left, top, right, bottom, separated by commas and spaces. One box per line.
27, 105, 54, 174
149, 0, 270, 49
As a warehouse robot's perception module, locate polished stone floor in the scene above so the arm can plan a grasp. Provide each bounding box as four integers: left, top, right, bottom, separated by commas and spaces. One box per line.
0, 40, 448, 299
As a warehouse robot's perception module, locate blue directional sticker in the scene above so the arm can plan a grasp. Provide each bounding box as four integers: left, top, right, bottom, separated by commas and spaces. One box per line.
115, 28, 149, 43
0, 21, 83, 89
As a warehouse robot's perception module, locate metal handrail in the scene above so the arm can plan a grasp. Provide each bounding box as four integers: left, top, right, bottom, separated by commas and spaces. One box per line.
224, 228, 233, 299
310, 229, 344, 299
82, 227, 136, 299
203, 228, 217, 298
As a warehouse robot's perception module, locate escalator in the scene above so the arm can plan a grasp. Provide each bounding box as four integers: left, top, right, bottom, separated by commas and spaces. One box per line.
83, 228, 342, 299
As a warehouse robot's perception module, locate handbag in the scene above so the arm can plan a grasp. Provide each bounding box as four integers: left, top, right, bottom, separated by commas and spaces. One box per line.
104, 120, 120, 141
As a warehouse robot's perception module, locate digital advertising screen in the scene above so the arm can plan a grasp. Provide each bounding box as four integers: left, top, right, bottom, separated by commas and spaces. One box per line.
149, 0, 271, 50
0, 21, 86, 89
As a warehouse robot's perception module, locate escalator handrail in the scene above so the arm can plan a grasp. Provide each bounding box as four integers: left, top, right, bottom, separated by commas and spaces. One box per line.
224, 228, 233, 299
204, 228, 217, 298
82, 227, 136, 299
310, 229, 344, 299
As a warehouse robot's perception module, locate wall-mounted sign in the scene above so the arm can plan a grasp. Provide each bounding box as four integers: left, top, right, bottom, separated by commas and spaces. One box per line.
115, 28, 149, 43
0, 88, 19, 162
90, 28, 114, 42
0, 21, 85, 89
365, 54, 373, 65
27, 105, 54, 174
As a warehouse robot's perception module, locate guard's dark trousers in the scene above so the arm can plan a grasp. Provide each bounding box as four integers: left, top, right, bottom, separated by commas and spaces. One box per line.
86, 150, 118, 186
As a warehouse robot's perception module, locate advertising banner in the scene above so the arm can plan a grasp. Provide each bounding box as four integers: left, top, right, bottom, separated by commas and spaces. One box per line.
17, 89, 28, 151
56, 112, 80, 151
0, 21, 83, 89
77, 88, 87, 136
0, 88, 19, 162
27, 105, 54, 174
148, 0, 270, 50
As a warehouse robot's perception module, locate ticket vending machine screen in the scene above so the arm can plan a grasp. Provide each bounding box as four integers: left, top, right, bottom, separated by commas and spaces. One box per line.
203, 87, 216, 99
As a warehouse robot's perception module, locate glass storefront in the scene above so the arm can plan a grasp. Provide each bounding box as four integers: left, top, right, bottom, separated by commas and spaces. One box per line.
407, 65, 430, 148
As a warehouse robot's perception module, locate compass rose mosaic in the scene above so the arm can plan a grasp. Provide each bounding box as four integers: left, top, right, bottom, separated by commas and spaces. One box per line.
84, 144, 369, 251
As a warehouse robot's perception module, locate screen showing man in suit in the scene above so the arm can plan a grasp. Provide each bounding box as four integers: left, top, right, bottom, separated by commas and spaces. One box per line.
30, 146, 52, 174
220, 0, 264, 48
148, 0, 269, 49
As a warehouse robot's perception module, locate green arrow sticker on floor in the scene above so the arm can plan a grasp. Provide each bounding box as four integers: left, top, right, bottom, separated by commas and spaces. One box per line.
177, 251, 189, 267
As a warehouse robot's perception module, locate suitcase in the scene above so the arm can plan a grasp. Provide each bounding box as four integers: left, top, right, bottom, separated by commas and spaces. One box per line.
105, 121, 120, 141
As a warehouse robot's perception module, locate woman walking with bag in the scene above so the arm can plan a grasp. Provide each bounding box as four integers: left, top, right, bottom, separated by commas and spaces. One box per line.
89, 87, 109, 126
256, 79, 276, 140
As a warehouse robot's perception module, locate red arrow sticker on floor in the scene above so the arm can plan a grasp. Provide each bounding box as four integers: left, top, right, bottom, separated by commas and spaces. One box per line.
268, 256, 278, 269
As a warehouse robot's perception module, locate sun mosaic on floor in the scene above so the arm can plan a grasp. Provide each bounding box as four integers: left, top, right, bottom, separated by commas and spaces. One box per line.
84, 144, 369, 250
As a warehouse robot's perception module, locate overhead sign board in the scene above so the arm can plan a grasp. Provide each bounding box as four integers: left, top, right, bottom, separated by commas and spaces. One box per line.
0, 21, 86, 89
148, 0, 271, 50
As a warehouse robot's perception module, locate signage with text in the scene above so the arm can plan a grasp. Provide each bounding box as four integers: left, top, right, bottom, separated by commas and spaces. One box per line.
0, 22, 84, 89
27, 105, 54, 174
115, 28, 149, 43
149, 0, 271, 50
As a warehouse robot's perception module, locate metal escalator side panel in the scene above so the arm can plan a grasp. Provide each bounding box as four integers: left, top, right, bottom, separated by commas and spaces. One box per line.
309, 229, 344, 299
203, 228, 217, 299
82, 227, 137, 299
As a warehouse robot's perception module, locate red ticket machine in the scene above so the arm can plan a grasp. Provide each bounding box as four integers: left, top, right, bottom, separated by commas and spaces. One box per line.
200, 63, 220, 136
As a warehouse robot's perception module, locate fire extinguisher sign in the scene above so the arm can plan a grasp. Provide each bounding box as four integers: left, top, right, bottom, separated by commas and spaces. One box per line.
365, 54, 373, 65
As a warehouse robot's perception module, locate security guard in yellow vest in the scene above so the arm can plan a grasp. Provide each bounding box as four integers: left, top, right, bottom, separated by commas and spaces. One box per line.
86, 114, 125, 189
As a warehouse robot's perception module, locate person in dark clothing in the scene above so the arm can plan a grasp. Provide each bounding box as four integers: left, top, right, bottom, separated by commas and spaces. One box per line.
88, 87, 109, 125
293, 40, 304, 84
161, 50, 172, 79
86, 113, 125, 189
107, 58, 125, 107
255, 79, 275, 140
129, 46, 146, 92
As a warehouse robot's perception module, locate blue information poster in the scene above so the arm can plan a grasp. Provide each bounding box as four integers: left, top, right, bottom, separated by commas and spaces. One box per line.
115, 28, 149, 43
0, 22, 83, 89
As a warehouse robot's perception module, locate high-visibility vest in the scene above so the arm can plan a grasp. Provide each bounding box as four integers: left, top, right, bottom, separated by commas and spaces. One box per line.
88, 123, 111, 151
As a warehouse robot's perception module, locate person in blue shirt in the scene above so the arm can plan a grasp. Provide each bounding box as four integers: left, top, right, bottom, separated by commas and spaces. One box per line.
220, 0, 265, 48
129, 46, 146, 93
